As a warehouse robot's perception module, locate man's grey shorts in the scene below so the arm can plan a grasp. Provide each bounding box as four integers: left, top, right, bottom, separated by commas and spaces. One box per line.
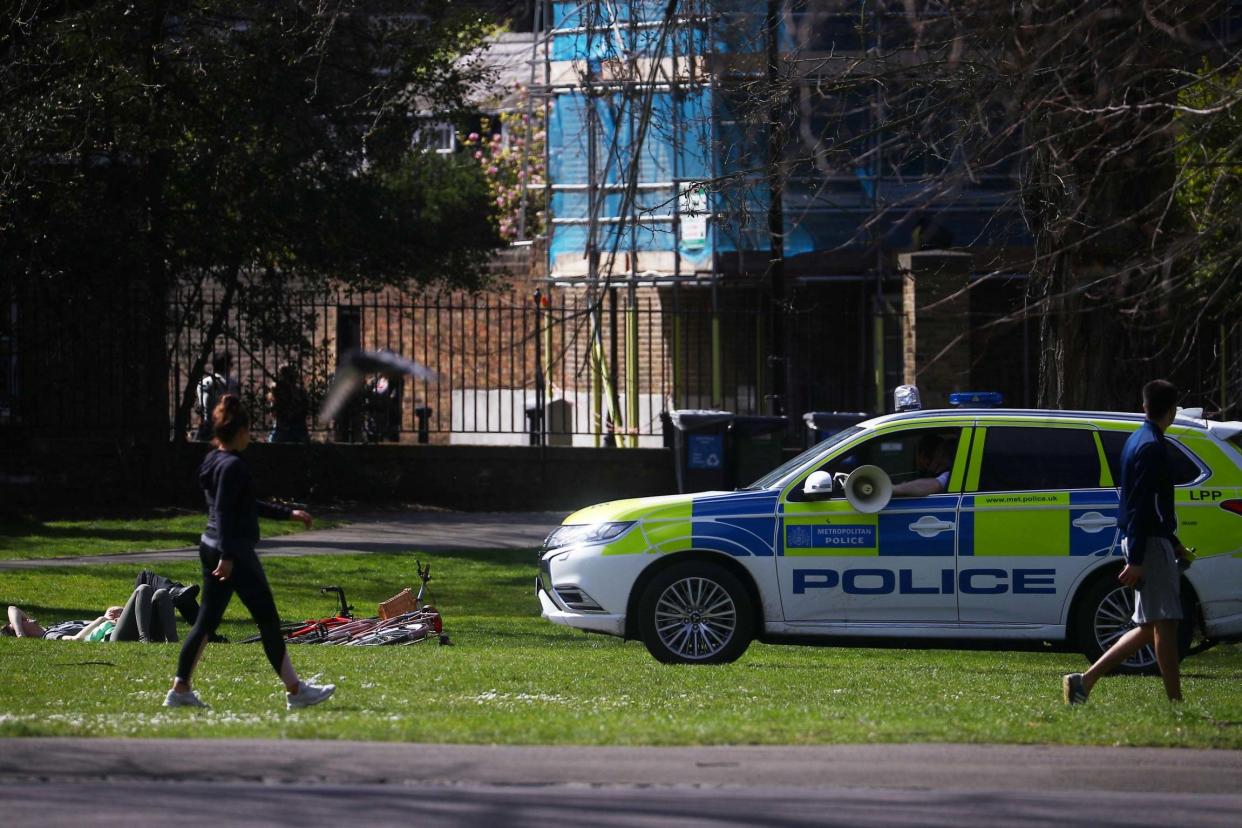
1123, 537, 1183, 625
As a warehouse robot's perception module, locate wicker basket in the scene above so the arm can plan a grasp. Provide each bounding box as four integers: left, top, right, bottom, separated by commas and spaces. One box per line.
378, 588, 417, 620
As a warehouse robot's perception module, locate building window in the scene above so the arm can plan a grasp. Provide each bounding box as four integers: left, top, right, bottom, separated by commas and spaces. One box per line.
415, 122, 456, 154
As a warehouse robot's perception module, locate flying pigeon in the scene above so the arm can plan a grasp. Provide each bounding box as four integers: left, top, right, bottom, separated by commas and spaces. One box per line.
319, 349, 437, 422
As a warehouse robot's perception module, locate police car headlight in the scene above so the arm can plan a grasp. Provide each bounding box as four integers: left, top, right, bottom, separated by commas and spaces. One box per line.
544, 521, 636, 551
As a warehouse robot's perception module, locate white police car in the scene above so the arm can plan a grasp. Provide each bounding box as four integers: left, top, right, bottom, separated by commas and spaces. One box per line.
537, 398, 1242, 669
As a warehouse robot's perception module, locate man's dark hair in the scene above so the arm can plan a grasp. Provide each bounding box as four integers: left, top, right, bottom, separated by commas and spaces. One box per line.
1143, 379, 1179, 420
211, 350, 233, 374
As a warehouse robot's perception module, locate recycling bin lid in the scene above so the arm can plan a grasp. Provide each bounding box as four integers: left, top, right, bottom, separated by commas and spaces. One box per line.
670, 409, 734, 430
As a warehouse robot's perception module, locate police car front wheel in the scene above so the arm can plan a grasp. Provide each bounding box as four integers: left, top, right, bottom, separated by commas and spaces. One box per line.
637, 561, 754, 664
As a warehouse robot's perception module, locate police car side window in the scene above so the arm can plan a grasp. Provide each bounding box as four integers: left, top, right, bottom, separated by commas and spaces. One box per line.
1098, 430, 1202, 486
976, 427, 1098, 492
789, 427, 962, 501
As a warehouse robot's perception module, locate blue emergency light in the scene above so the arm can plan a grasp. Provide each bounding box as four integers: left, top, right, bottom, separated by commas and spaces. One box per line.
949, 391, 1004, 408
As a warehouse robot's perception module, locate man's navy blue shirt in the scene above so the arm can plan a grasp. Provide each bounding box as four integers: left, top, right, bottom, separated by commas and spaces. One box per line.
1118, 418, 1177, 565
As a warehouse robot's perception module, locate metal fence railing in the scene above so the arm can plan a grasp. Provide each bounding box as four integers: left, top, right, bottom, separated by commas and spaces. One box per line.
166, 282, 872, 447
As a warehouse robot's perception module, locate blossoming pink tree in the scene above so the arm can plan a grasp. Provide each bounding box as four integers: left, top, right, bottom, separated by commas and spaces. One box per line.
462, 84, 547, 242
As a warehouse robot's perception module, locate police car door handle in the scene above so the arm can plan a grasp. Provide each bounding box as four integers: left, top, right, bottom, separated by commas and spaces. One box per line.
1072, 512, 1118, 534
909, 516, 956, 538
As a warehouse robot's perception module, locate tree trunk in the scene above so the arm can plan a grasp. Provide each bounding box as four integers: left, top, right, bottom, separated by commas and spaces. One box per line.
172, 266, 242, 443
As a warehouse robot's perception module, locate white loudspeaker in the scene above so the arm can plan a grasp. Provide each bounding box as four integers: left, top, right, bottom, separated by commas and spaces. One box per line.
844, 465, 892, 513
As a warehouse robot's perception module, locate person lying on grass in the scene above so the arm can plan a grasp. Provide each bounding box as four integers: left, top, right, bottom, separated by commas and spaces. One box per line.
5, 583, 181, 643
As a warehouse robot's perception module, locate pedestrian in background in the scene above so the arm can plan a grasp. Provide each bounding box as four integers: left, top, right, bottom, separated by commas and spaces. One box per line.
194, 350, 240, 441
1064, 379, 1190, 704
268, 363, 310, 443
166, 394, 335, 710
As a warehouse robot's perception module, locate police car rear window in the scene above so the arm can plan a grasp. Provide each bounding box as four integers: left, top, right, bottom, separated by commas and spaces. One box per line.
976, 427, 1099, 492
1098, 430, 1202, 486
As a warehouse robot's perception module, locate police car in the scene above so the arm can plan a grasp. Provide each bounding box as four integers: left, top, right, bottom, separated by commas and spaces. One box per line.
537, 393, 1242, 670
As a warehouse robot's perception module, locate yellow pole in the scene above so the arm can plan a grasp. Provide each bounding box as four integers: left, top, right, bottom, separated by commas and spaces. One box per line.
626, 288, 640, 447
672, 313, 682, 409
873, 313, 885, 413
711, 290, 722, 408
592, 309, 603, 448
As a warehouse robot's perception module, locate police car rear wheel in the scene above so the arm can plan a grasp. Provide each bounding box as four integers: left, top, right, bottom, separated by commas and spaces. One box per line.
638, 562, 753, 665
1075, 578, 1192, 675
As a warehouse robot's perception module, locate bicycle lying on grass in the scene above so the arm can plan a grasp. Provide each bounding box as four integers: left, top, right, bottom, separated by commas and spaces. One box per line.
241, 561, 451, 647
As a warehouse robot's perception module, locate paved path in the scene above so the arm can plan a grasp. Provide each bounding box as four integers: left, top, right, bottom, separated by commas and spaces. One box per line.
3, 738, 1241, 793
0, 511, 568, 570
2, 740, 1240, 826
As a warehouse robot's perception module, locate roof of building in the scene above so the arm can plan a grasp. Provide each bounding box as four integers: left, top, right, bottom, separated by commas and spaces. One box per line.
469, 32, 538, 112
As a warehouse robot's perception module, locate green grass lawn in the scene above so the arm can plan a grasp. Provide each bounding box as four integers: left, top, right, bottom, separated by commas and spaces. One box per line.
0, 512, 343, 561
2, 549, 1240, 746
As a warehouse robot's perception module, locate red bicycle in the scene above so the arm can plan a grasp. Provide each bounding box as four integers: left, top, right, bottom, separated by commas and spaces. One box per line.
240, 562, 450, 646
240, 585, 354, 645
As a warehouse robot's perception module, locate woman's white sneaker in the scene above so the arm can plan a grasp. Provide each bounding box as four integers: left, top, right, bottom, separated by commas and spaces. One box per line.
164, 689, 209, 708
287, 680, 336, 710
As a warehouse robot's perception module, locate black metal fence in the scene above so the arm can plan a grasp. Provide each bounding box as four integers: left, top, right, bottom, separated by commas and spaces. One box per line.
166, 281, 880, 447
6, 277, 1236, 446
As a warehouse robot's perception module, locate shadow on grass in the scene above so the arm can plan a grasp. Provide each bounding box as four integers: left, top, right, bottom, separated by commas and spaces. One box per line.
1, 603, 109, 619
0, 524, 198, 545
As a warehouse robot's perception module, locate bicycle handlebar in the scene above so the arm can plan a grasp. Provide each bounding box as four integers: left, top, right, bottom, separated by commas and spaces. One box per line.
319, 585, 353, 618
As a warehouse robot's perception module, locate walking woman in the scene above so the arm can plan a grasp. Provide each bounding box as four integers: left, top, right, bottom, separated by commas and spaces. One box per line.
165, 395, 335, 710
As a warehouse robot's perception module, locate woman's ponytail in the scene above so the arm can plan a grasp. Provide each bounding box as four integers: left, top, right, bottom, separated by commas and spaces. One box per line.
212, 394, 250, 444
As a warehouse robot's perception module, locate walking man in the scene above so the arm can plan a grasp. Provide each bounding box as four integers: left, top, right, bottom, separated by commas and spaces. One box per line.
195, 350, 240, 441
1064, 379, 1189, 704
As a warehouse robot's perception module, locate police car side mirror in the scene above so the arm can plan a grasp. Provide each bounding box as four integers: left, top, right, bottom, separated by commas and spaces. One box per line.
802, 471, 838, 501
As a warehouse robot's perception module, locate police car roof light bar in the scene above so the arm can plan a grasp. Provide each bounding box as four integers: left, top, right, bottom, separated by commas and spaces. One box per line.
949, 391, 1004, 408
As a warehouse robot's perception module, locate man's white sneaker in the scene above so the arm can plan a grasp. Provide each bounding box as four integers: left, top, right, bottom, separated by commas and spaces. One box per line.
164, 689, 209, 708
287, 680, 336, 710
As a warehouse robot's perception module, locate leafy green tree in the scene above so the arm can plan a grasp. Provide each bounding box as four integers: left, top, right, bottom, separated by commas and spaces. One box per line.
1, 1, 503, 439
1175, 65, 1242, 320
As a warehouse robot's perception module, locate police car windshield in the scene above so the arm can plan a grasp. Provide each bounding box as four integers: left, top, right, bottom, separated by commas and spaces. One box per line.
742, 426, 865, 490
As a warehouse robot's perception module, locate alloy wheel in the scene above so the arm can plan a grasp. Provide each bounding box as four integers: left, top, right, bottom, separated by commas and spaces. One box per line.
653, 576, 737, 660
1093, 585, 1156, 670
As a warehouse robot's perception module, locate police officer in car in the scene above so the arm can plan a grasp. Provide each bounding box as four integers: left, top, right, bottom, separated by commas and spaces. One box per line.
892, 435, 957, 498
1064, 379, 1192, 704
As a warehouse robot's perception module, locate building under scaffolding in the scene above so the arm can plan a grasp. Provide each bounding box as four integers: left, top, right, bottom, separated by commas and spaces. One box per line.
528, 1, 1035, 446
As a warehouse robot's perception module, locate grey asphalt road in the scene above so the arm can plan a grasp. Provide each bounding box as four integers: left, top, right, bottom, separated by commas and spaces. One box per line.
2, 739, 1240, 826
4, 780, 1239, 828
0, 511, 568, 570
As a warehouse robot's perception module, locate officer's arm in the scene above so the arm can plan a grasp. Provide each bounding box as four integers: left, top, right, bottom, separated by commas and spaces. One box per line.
892, 477, 946, 498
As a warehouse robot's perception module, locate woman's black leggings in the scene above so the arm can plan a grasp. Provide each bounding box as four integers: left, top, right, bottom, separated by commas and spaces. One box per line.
176, 543, 287, 681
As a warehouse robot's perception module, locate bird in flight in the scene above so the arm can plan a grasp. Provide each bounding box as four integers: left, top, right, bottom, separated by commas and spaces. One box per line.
319, 349, 437, 422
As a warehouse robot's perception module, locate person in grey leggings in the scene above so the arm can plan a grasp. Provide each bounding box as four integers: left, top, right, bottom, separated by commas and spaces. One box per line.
6, 584, 179, 643
111, 584, 178, 643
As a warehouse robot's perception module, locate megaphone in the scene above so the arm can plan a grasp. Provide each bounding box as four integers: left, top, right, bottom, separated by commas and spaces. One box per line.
844, 465, 892, 513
